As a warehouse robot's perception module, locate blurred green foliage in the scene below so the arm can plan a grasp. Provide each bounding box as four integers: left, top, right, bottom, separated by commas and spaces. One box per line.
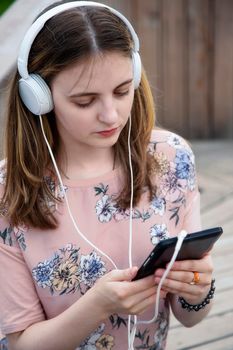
0, 0, 15, 15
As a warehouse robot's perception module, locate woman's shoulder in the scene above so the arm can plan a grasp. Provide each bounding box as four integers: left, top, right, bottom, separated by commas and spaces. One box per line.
149, 128, 195, 160
150, 128, 191, 148
148, 128, 197, 193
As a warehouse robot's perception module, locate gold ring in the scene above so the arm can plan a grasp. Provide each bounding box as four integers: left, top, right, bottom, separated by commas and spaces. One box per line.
189, 271, 200, 285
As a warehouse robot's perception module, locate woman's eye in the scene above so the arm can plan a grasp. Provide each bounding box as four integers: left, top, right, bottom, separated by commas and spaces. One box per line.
76, 99, 94, 108
115, 90, 129, 97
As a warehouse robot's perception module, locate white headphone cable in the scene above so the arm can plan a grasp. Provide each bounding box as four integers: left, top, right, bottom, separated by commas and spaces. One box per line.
129, 229, 188, 349
39, 115, 118, 269
127, 114, 134, 269
126, 114, 138, 348
40, 114, 138, 347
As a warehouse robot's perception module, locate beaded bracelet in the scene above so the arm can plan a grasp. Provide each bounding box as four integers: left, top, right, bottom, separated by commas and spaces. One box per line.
178, 279, 216, 312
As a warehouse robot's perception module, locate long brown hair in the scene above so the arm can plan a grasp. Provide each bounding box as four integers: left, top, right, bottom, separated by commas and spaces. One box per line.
0, 2, 157, 229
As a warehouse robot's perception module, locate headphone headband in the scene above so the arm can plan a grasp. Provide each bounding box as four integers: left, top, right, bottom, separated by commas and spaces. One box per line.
17, 1, 140, 79
17, 1, 142, 115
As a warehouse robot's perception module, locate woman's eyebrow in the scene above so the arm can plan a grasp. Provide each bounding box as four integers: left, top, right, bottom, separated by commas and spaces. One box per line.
69, 78, 133, 98
115, 78, 133, 88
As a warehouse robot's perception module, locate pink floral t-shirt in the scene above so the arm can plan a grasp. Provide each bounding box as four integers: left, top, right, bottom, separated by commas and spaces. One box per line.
0, 129, 201, 349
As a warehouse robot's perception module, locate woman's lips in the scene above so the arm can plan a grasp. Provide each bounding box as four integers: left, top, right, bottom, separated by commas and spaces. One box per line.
97, 127, 119, 137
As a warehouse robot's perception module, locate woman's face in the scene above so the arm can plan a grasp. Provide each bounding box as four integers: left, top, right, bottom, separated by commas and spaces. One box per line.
50, 52, 135, 155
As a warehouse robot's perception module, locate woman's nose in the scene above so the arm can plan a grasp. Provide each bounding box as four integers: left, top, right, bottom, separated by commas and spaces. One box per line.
98, 98, 118, 125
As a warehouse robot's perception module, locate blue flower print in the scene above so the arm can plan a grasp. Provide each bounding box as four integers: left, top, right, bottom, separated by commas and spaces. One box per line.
32, 246, 107, 295
80, 251, 107, 288
150, 224, 169, 245
95, 194, 117, 223
150, 197, 166, 216
32, 245, 81, 295
77, 323, 105, 350
32, 258, 57, 288
175, 149, 195, 188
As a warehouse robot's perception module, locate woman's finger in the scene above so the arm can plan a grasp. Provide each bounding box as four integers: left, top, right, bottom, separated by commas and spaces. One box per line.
170, 254, 214, 274
155, 269, 212, 286
157, 277, 211, 299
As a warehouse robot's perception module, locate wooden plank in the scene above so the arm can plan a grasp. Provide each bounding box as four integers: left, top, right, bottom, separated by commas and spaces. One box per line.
201, 195, 233, 229
191, 141, 233, 214
213, 0, 233, 138
102, 0, 133, 20
192, 141, 233, 178
135, 0, 164, 125
162, 0, 189, 136
214, 269, 233, 291
208, 290, 233, 315
167, 310, 233, 349
0, 89, 7, 157
187, 0, 210, 138
218, 218, 233, 239
195, 335, 233, 350
197, 173, 232, 211
212, 237, 233, 261
119, 0, 133, 19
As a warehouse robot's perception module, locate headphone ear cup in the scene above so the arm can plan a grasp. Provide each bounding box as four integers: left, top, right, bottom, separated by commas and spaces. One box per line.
132, 51, 142, 89
18, 73, 54, 115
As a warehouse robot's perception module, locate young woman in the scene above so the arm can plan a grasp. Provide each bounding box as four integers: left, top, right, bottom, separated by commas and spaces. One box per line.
0, 1, 215, 349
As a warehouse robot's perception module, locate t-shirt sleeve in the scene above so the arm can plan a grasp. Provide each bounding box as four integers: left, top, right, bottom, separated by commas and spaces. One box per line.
150, 129, 202, 234
181, 143, 202, 234
0, 217, 45, 335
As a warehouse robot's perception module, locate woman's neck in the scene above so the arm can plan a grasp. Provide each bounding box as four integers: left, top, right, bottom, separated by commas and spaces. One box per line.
57, 146, 116, 181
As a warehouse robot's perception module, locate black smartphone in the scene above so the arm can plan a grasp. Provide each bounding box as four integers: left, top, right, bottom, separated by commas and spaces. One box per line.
132, 227, 223, 281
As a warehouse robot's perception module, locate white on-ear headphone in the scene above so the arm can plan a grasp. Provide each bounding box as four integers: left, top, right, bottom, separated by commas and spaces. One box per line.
17, 1, 142, 116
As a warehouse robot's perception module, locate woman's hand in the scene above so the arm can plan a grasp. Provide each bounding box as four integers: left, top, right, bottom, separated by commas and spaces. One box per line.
89, 267, 167, 317
154, 254, 213, 304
